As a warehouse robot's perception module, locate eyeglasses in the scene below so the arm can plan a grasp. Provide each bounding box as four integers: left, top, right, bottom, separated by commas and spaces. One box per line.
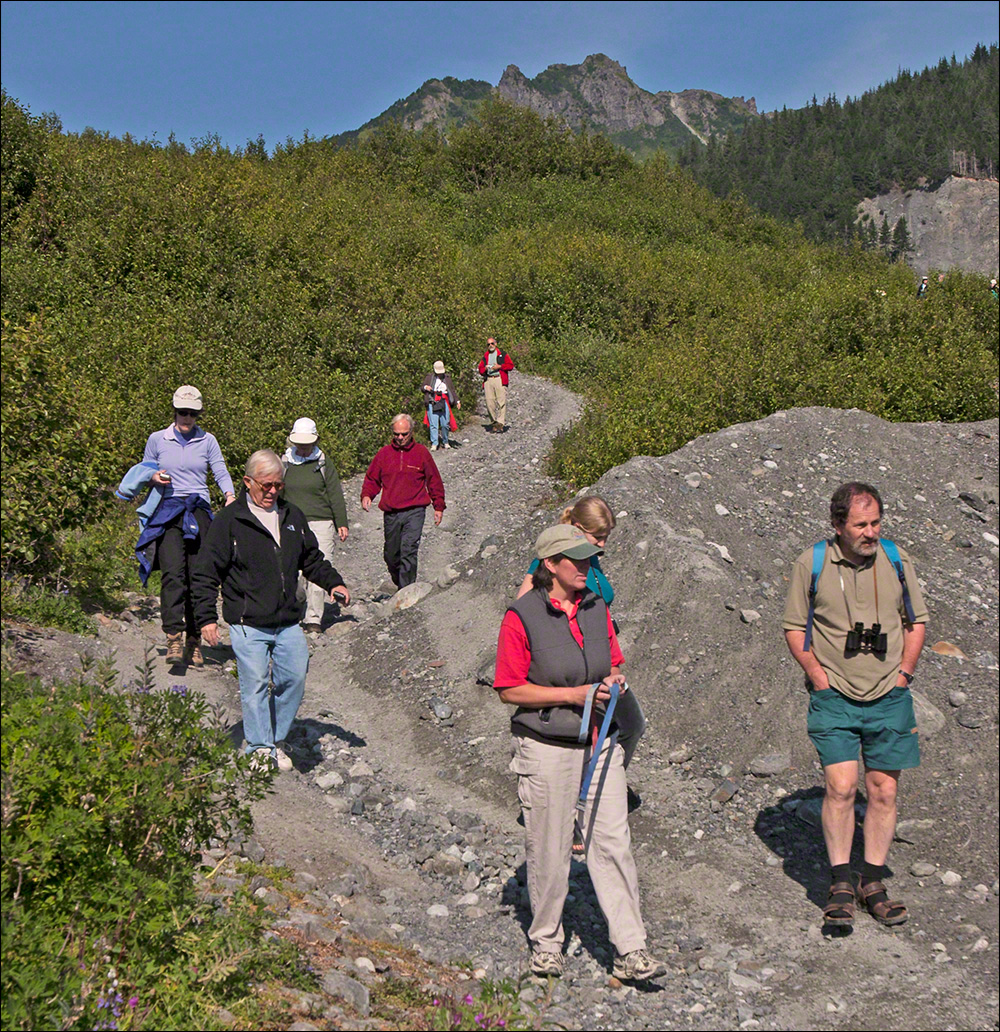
175, 409, 199, 417
247, 477, 283, 492
392, 430, 412, 438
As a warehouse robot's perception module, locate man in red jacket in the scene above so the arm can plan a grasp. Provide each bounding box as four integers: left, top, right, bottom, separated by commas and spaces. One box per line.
361, 414, 446, 590
477, 337, 515, 433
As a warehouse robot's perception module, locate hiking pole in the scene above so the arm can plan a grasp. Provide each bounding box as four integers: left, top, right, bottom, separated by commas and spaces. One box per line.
576, 681, 622, 824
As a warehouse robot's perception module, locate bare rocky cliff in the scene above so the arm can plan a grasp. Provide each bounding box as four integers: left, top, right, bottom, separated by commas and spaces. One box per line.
348, 53, 756, 158
857, 176, 1000, 276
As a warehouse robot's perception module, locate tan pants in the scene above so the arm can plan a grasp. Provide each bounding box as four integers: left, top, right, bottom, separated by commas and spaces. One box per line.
300, 519, 336, 625
484, 377, 507, 426
510, 734, 646, 956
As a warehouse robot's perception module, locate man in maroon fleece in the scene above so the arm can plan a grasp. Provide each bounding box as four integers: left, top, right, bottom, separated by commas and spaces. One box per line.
361, 413, 446, 590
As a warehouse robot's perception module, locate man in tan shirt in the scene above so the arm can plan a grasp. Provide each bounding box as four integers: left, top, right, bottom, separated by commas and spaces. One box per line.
783, 482, 927, 929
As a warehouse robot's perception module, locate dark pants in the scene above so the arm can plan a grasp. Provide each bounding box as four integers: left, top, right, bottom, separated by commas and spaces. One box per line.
158, 507, 211, 635
383, 507, 426, 588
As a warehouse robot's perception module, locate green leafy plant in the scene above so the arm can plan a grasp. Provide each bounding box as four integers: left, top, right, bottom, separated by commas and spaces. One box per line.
0, 651, 304, 1030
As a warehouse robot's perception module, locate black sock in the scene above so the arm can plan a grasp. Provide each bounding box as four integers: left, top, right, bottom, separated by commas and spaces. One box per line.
861, 861, 888, 906
828, 864, 854, 910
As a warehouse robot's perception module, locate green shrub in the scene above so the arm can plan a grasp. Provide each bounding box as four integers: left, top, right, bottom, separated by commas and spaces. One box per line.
0, 577, 94, 633
0, 655, 301, 1029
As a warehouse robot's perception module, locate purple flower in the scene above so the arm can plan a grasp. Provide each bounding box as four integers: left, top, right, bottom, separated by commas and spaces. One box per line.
128, 996, 139, 1009
170, 683, 188, 696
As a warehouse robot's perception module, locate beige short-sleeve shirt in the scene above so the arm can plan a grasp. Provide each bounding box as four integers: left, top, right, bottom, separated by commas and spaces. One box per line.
783, 539, 928, 701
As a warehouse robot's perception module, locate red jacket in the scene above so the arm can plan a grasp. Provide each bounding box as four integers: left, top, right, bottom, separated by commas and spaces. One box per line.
478, 348, 514, 387
361, 440, 446, 513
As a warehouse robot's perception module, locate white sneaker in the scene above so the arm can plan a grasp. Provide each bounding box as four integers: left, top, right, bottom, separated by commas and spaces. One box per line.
612, 948, 666, 981
430, 444, 439, 451
275, 744, 294, 772
442, 442, 452, 449
249, 748, 275, 774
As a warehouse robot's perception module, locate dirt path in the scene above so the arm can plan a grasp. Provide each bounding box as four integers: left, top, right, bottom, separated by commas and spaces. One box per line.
10, 385, 998, 1031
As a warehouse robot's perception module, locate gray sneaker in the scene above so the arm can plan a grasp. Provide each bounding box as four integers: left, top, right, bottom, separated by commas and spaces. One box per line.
530, 949, 564, 978
612, 948, 666, 981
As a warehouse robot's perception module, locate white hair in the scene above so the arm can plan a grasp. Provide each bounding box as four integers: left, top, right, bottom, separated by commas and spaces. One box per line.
245, 449, 284, 480
391, 413, 414, 431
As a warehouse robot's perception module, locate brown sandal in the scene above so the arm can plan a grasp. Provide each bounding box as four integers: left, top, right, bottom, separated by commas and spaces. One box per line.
822, 881, 856, 926
858, 881, 907, 926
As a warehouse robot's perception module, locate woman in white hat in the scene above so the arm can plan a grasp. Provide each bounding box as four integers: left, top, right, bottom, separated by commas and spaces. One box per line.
421, 360, 460, 451
139, 385, 236, 666
281, 418, 349, 633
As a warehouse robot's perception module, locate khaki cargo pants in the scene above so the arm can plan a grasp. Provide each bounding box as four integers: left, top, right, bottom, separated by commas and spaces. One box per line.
510, 734, 647, 956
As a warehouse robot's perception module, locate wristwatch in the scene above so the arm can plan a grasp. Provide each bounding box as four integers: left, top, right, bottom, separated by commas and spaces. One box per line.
899, 670, 914, 686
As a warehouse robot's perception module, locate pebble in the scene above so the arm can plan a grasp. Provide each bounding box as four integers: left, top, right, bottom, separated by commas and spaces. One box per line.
940, 871, 963, 887
715, 503, 731, 516
426, 904, 450, 918
315, 771, 344, 790
740, 609, 761, 624
668, 745, 693, 763
354, 957, 376, 974
972, 937, 989, 952
948, 690, 968, 707
910, 861, 937, 877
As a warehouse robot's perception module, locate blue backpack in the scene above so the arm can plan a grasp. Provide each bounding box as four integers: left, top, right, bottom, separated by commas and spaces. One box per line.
803, 539, 916, 652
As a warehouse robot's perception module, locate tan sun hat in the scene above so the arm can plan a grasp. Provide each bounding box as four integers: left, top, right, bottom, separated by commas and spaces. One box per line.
433, 360, 446, 375
534, 525, 601, 561
288, 417, 319, 445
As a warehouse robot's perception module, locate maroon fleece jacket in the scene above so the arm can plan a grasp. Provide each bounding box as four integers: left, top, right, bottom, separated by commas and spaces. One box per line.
361, 440, 446, 512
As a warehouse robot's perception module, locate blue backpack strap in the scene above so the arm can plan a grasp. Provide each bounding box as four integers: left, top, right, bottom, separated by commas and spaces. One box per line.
880, 539, 916, 623
803, 540, 827, 652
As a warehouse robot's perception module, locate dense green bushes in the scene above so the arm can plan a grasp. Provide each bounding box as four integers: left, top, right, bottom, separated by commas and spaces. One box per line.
0, 658, 305, 1029
1, 93, 996, 613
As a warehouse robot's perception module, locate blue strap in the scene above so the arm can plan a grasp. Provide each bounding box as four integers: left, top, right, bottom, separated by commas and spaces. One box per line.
577, 683, 600, 744
577, 682, 621, 814
880, 538, 916, 623
803, 541, 827, 652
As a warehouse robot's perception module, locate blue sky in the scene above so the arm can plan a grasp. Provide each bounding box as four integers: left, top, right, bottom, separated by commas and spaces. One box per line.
2, 1, 996, 149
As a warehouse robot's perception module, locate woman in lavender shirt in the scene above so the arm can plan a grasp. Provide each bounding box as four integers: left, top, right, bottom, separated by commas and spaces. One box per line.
142, 385, 235, 667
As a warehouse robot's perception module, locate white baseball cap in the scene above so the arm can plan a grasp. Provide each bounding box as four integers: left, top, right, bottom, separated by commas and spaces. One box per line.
172, 385, 203, 411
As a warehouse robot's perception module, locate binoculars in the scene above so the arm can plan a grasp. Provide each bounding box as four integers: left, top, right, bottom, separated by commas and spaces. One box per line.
846, 621, 887, 655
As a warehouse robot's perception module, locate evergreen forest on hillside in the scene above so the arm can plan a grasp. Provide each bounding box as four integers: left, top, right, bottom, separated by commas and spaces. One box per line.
1, 90, 997, 616
680, 43, 999, 244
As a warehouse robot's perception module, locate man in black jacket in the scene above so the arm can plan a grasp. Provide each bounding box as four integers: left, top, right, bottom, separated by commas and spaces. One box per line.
193, 449, 351, 771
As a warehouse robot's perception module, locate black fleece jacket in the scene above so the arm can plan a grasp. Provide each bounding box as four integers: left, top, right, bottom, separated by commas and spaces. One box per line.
191, 492, 345, 629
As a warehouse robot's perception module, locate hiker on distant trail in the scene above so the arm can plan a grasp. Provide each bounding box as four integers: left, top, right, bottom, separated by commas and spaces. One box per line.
516, 495, 646, 769
281, 417, 349, 636
192, 450, 350, 773
494, 524, 665, 983
990, 278, 998, 301
361, 414, 445, 591
783, 481, 927, 930
916, 275, 929, 298
478, 336, 514, 433
421, 359, 461, 451
128, 384, 235, 668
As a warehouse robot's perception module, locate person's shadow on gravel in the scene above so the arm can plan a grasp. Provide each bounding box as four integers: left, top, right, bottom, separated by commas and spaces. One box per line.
753, 785, 892, 938
222, 717, 366, 773
502, 859, 668, 988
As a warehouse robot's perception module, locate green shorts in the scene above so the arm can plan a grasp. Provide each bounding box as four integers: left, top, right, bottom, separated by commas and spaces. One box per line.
807, 685, 920, 771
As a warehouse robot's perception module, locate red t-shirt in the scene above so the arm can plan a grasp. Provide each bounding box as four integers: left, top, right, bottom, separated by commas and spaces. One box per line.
494, 597, 624, 688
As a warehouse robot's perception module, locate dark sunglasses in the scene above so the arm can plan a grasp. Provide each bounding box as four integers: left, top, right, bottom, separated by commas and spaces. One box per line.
175, 409, 200, 417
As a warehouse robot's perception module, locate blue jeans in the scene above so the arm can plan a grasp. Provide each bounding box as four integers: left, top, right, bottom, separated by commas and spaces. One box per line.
229, 623, 309, 755
426, 403, 449, 446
